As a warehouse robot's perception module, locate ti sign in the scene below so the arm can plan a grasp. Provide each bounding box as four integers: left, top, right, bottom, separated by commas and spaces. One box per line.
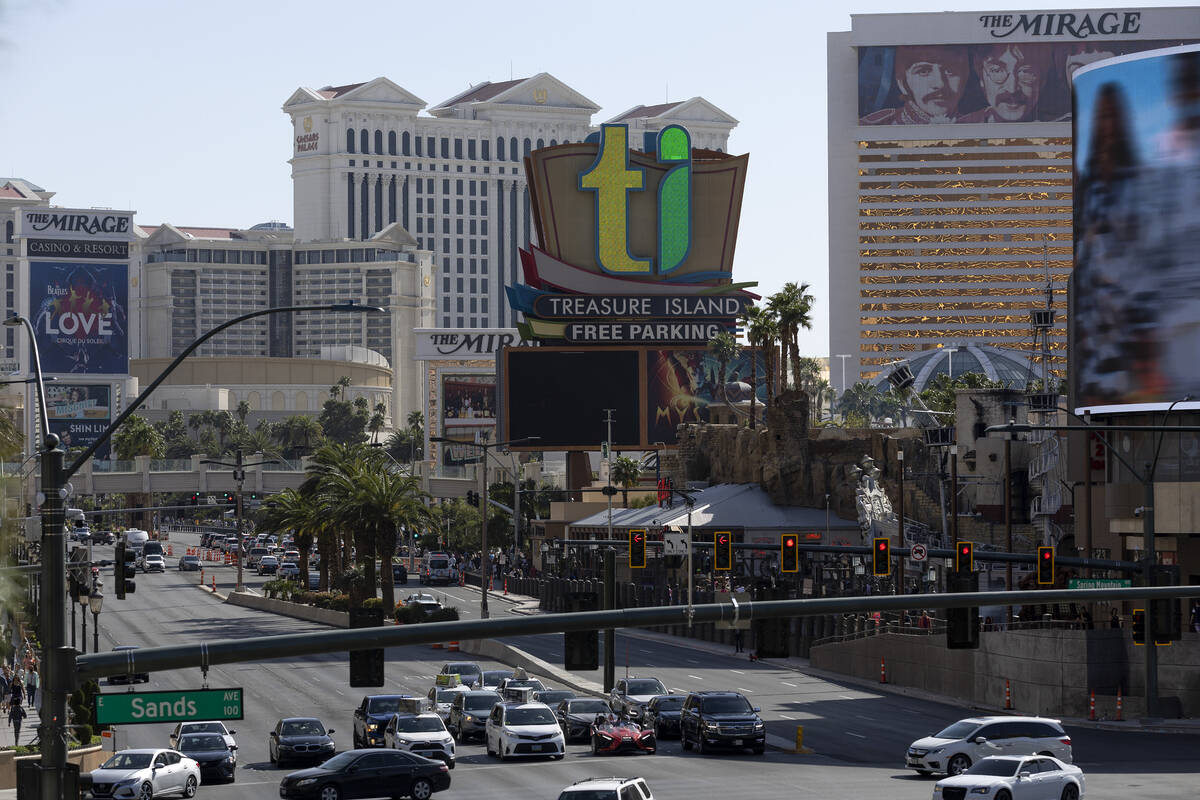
94, 688, 244, 725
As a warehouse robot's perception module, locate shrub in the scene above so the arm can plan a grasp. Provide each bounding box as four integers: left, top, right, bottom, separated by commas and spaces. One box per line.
263, 579, 297, 601
361, 597, 383, 611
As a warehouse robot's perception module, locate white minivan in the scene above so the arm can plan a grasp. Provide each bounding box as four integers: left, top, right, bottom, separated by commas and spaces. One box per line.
906, 716, 1073, 776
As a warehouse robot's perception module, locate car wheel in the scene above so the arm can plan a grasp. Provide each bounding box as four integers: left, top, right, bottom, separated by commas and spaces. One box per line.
994, 792, 1010, 800
498, 741, 508, 762
682, 729, 693, 751
319, 785, 341, 800
138, 782, 154, 800
182, 775, 197, 798
1060, 785, 1079, 800
410, 778, 434, 800
947, 754, 971, 776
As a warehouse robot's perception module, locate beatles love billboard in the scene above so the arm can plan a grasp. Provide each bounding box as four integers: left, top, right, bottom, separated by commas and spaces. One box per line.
29, 262, 129, 374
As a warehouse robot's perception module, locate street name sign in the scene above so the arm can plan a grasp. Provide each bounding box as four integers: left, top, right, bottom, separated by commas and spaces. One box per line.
95, 688, 244, 725
1068, 578, 1131, 589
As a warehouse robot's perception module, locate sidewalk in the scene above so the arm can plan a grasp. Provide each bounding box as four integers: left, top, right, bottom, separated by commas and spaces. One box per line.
0, 695, 41, 749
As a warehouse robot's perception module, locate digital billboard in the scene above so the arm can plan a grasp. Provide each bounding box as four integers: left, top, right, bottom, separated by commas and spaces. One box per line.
442, 375, 497, 427
46, 383, 112, 458
859, 39, 1198, 125
1071, 45, 1200, 410
29, 262, 128, 374
501, 347, 765, 449
646, 349, 766, 444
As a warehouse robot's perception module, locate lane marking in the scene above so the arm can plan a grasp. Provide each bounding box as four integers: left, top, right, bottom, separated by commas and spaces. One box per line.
846, 731, 867, 739
736, 687, 753, 693
855, 714, 875, 721
778, 714, 795, 720
840, 694, 855, 700
688, 675, 704, 681
686, 659, 699, 664
730, 669, 745, 674
781, 682, 797, 688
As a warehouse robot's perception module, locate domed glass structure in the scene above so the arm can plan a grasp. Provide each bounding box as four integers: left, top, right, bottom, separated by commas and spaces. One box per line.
870, 343, 1037, 393
249, 221, 292, 231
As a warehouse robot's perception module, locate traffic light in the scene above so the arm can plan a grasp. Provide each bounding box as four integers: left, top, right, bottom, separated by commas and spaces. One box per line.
191, 492, 200, 506
714, 532, 732, 571
872, 537, 890, 576
956, 540, 974, 573
348, 607, 385, 687
466, 491, 479, 507
1132, 608, 1146, 645
1037, 546, 1055, 585
629, 529, 646, 569
114, 541, 136, 599
781, 534, 799, 572
223, 491, 235, 504
565, 630, 599, 671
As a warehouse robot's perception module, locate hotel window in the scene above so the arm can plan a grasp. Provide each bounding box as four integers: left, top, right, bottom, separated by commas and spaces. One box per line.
415, 136, 422, 156
374, 130, 383, 154
346, 129, 355, 153
402, 131, 411, 156
454, 138, 463, 159
496, 137, 505, 161
510, 137, 518, 161
441, 138, 449, 158
427, 137, 435, 157
360, 129, 369, 154
388, 131, 396, 156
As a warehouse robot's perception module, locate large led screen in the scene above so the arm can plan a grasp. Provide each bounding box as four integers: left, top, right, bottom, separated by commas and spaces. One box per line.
1072, 45, 1200, 409
504, 349, 641, 449
29, 262, 128, 374
645, 349, 766, 444
46, 383, 112, 459
859, 39, 1197, 126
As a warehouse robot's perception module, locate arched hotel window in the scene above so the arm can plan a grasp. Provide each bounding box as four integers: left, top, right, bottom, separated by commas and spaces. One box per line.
388, 131, 397, 156
346, 128, 355, 153
360, 129, 369, 154
402, 131, 411, 156
496, 137, 505, 161
374, 130, 383, 154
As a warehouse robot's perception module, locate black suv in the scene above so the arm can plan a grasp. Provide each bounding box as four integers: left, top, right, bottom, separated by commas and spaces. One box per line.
680, 691, 765, 755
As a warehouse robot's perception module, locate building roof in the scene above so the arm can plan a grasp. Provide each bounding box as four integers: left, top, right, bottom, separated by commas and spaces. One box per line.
569, 483, 858, 536
317, 82, 365, 99
610, 102, 684, 122
441, 78, 526, 106
868, 343, 1038, 393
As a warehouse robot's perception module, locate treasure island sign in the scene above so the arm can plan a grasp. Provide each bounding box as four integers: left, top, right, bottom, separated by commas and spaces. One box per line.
507, 124, 754, 342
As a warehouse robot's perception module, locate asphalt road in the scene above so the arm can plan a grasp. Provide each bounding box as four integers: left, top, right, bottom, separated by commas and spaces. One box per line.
80, 534, 1200, 800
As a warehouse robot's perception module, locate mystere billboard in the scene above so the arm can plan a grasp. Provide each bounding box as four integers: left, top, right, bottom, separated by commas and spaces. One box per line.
30, 262, 129, 374
859, 37, 1199, 126
1071, 45, 1200, 411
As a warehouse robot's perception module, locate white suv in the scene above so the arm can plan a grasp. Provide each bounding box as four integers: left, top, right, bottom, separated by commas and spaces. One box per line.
558, 777, 655, 800
906, 716, 1072, 776
383, 712, 456, 768
485, 702, 565, 760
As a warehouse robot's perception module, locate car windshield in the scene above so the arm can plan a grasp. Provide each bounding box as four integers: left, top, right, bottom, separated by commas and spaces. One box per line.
317, 752, 358, 771
935, 721, 981, 739
465, 694, 501, 711
434, 689, 462, 702
393, 717, 444, 733
700, 696, 753, 714
182, 723, 225, 735
281, 720, 325, 736
653, 696, 684, 711
506, 708, 556, 725
446, 664, 479, 676
368, 697, 409, 714
627, 679, 666, 695
101, 753, 152, 770
538, 692, 573, 704
569, 700, 611, 714
483, 671, 512, 684
968, 760, 1022, 777
179, 735, 226, 751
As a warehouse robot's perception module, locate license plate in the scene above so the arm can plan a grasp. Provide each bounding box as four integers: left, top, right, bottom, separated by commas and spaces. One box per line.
734, 739, 743, 746
531, 744, 542, 751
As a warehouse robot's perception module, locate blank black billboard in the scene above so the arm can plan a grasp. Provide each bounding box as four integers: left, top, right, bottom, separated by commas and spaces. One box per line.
506, 349, 640, 449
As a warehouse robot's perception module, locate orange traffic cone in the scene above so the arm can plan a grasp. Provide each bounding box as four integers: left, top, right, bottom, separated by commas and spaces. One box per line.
1089, 690, 1096, 721
1116, 687, 1123, 721
1005, 679, 1013, 710
879, 657, 887, 684
211, 576, 216, 592
504, 576, 509, 596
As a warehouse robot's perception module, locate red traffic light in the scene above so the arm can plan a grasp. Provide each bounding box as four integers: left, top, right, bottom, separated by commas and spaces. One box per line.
718, 534, 728, 545
1042, 550, 1052, 559
633, 532, 644, 544
879, 541, 887, 551
785, 537, 796, 548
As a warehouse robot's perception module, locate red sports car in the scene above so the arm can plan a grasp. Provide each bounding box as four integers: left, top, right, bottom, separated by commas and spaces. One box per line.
590, 715, 657, 755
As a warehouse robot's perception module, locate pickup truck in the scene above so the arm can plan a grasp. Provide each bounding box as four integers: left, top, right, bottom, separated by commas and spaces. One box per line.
353, 695, 421, 748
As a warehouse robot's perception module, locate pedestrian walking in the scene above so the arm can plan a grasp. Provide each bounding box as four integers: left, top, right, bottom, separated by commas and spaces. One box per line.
9, 701, 26, 743
25, 668, 37, 706
733, 628, 745, 653
1110, 608, 1121, 629
8, 672, 23, 709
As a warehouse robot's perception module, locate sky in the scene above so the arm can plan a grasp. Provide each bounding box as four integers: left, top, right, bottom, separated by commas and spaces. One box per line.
2, 0, 1197, 359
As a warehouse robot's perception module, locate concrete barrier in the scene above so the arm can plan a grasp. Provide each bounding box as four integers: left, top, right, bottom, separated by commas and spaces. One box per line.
457, 638, 605, 698
0, 745, 106, 790
225, 591, 348, 628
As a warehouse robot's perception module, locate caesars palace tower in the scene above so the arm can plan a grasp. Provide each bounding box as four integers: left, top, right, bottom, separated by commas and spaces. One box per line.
827, 7, 1200, 392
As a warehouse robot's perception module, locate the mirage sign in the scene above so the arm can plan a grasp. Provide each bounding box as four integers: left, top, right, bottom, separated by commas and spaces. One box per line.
20, 209, 133, 241
414, 328, 526, 361
29, 262, 128, 374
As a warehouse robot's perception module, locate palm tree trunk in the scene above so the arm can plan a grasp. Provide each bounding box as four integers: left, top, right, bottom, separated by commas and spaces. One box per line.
380, 528, 396, 611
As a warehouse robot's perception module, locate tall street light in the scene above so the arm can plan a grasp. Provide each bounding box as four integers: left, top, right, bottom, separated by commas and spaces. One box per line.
7, 301, 381, 800
431, 434, 538, 619
200, 449, 281, 592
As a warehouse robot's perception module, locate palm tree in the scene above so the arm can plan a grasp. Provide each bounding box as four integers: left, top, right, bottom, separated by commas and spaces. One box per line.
368, 402, 387, 445
611, 455, 641, 508
838, 381, 882, 427
0, 410, 23, 460
259, 489, 320, 584
236, 400, 251, 425
742, 305, 777, 423
767, 282, 815, 391
330, 376, 352, 401
112, 415, 165, 461
706, 331, 740, 409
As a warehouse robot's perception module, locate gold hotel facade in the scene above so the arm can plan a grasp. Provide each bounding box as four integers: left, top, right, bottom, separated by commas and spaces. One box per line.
827, 8, 1200, 390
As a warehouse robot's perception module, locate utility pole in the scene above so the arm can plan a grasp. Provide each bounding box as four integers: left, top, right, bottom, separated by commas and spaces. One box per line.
896, 449, 904, 595
604, 409, 614, 545
235, 449, 245, 593
479, 431, 490, 619
603, 547, 615, 692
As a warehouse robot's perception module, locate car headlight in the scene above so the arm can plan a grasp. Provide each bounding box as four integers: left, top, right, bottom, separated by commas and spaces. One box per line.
322, 742, 335, 749
115, 778, 139, 788
395, 738, 411, 745
296, 778, 318, 787
754, 722, 765, 730
223, 756, 235, 764
970, 789, 991, 795
932, 788, 942, 794
930, 747, 943, 754
704, 722, 720, 730
367, 724, 379, 731
463, 714, 475, 722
